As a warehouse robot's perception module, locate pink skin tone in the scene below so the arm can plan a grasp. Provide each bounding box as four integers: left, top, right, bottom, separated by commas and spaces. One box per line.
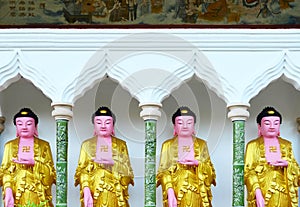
5, 188, 14, 207
93, 116, 115, 138
83, 187, 94, 207
93, 116, 114, 165
167, 188, 177, 207
258, 116, 288, 166
13, 117, 36, 165
6, 117, 36, 207
255, 116, 288, 207
175, 116, 198, 166
85, 116, 115, 207
167, 115, 199, 207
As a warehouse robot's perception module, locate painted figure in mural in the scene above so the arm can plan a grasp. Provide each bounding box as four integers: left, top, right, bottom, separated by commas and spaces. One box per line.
0, 108, 56, 207
74, 106, 134, 207
109, 0, 122, 22
244, 106, 300, 207
126, 0, 137, 21
157, 106, 216, 207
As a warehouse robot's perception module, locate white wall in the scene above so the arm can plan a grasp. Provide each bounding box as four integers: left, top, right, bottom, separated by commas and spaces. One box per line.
1, 29, 300, 207
1, 76, 300, 207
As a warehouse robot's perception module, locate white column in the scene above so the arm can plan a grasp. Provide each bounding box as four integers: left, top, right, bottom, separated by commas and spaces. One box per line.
140, 103, 162, 121
139, 102, 162, 207
227, 103, 250, 121
51, 103, 73, 121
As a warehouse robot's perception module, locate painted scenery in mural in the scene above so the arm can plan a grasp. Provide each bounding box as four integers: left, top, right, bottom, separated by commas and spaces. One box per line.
0, 0, 299, 26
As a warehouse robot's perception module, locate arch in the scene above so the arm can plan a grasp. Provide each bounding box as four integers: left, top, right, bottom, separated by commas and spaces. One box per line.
0, 49, 57, 100
190, 50, 234, 104
62, 49, 109, 103
242, 51, 300, 103
64, 33, 231, 105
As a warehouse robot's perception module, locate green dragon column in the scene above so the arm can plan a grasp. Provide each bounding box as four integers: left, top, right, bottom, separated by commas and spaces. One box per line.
227, 104, 250, 207
232, 120, 245, 207
56, 119, 68, 207
139, 103, 161, 207
52, 103, 73, 207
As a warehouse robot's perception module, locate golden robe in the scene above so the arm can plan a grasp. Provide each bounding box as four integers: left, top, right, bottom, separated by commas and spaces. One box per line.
244, 136, 300, 207
0, 137, 56, 207
74, 136, 134, 207
156, 136, 216, 207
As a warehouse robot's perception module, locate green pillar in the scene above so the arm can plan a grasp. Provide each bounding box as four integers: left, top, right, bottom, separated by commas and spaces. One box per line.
144, 120, 157, 207
232, 120, 245, 207
56, 119, 68, 207
227, 104, 249, 207
52, 103, 73, 207
139, 103, 161, 207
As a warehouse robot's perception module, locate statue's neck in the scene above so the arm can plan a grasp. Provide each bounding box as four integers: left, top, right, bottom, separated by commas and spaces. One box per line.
178, 136, 193, 144
19, 136, 34, 142
263, 136, 278, 144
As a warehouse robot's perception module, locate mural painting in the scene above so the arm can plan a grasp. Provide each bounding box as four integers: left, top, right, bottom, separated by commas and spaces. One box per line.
0, 0, 299, 26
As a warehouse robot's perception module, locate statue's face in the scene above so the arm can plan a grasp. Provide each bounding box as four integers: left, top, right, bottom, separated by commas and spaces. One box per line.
15, 117, 36, 138
94, 116, 114, 137
259, 116, 280, 138
174, 115, 195, 137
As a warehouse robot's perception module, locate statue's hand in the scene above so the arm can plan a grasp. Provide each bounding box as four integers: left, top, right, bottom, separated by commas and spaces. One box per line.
5, 188, 14, 207
178, 159, 199, 166
255, 188, 265, 207
83, 187, 94, 207
268, 159, 288, 167
12, 157, 35, 165
93, 158, 114, 165
167, 188, 177, 207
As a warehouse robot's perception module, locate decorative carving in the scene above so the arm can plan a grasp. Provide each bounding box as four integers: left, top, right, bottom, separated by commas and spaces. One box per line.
139, 103, 162, 121
243, 52, 300, 103
51, 102, 73, 120
0, 50, 56, 99
227, 103, 250, 121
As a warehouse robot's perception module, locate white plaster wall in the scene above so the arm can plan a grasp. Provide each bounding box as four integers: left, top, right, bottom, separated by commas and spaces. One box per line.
1, 29, 300, 105
1, 76, 300, 207
1, 29, 300, 207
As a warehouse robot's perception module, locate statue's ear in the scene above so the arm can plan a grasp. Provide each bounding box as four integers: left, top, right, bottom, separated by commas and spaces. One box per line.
173, 128, 177, 136
34, 126, 38, 137
111, 129, 115, 136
